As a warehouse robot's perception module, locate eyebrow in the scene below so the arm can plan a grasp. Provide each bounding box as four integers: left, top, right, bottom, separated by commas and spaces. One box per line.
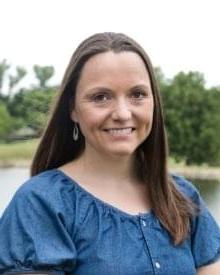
86, 87, 112, 94
86, 84, 151, 94
129, 84, 151, 92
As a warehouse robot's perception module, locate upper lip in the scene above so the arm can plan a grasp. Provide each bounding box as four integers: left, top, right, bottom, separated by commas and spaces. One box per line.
103, 127, 135, 131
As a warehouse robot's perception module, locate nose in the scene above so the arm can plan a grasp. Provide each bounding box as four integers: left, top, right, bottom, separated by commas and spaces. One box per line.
111, 99, 132, 121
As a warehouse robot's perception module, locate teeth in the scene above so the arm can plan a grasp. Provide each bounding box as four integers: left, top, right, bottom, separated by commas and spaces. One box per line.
107, 128, 133, 136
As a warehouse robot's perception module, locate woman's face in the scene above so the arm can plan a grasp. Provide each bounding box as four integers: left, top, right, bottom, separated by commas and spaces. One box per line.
71, 51, 154, 159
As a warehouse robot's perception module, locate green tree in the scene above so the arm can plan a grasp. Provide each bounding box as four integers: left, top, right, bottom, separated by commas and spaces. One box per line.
33, 65, 55, 89
8, 88, 56, 135
161, 71, 220, 165
154, 67, 167, 86
8, 66, 27, 97
200, 87, 220, 165
0, 103, 13, 140
0, 59, 10, 95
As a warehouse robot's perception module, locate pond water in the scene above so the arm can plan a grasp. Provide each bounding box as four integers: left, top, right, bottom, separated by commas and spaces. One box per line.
192, 178, 220, 223
0, 168, 29, 217
0, 168, 220, 224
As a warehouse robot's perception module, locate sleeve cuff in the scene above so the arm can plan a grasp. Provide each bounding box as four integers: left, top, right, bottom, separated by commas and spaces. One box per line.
5, 271, 65, 275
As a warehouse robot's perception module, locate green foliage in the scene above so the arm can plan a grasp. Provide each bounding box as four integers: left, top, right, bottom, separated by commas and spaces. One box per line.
0, 103, 13, 140
8, 88, 56, 135
0, 93, 9, 104
33, 65, 55, 88
154, 66, 168, 87
0, 59, 10, 94
161, 71, 220, 166
8, 66, 27, 97
0, 62, 56, 141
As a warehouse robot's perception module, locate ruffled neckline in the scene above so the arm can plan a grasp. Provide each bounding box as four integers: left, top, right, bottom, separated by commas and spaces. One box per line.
54, 168, 153, 220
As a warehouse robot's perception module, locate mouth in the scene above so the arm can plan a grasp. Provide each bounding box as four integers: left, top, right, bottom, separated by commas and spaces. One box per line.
103, 127, 135, 136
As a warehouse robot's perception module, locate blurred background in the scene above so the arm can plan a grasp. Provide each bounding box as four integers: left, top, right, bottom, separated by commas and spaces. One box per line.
0, 0, 220, 222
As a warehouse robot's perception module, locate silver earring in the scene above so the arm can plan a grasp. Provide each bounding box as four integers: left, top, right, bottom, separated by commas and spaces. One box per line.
73, 122, 79, 141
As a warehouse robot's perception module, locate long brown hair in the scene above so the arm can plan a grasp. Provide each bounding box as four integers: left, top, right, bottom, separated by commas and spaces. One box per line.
31, 32, 196, 245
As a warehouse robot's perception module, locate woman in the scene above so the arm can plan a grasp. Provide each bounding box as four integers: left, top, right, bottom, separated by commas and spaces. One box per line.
0, 32, 219, 274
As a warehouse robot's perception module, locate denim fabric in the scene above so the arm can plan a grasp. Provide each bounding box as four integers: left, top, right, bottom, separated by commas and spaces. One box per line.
0, 169, 219, 275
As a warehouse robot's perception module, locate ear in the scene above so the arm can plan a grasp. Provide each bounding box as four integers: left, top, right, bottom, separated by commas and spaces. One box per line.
70, 109, 78, 123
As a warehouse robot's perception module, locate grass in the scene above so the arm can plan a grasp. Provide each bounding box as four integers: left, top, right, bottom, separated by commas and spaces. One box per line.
0, 139, 39, 167
168, 158, 220, 181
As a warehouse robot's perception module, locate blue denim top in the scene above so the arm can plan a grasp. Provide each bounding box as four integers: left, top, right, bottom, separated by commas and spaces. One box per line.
0, 169, 219, 275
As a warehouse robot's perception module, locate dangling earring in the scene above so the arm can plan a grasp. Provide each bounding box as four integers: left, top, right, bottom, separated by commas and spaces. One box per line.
73, 122, 79, 141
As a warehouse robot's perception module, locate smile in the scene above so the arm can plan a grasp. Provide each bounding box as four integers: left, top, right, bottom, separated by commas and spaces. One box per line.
104, 127, 134, 136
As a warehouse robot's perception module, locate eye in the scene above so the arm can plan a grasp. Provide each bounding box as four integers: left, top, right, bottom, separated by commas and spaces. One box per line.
91, 93, 111, 103
130, 90, 148, 100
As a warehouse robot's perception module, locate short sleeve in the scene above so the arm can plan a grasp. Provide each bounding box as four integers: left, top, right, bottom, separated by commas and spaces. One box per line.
0, 177, 77, 274
173, 174, 220, 268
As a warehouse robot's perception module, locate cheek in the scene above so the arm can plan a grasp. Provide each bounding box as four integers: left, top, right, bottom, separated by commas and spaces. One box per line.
77, 108, 106, 132
138, 103, 154, 125
147, 101, 154, 120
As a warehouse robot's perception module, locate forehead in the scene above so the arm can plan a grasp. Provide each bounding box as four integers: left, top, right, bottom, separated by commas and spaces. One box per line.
76, 51, 151, 91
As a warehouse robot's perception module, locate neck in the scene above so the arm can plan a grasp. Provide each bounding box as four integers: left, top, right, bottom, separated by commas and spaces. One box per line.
73, 148, 138, 186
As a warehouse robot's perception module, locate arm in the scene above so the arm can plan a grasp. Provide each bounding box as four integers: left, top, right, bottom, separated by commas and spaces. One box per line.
197, 261, 220, 275
6, 272, 64, 275
0, 178, 76, 274
173, 175, 220, 272
7, 273, 53, 275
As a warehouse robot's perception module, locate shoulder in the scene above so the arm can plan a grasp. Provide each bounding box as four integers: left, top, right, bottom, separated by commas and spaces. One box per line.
171, 174, 220, 269
171, 173, 201, 203
15, 169, 75, 199
1, 169, 83, 237
3, 169, 78, 223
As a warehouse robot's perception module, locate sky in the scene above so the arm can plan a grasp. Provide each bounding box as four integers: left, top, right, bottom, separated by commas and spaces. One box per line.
0, 0, 220, 92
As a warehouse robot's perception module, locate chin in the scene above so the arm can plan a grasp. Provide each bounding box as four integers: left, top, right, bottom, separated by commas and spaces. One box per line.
106, 148, 136, 158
